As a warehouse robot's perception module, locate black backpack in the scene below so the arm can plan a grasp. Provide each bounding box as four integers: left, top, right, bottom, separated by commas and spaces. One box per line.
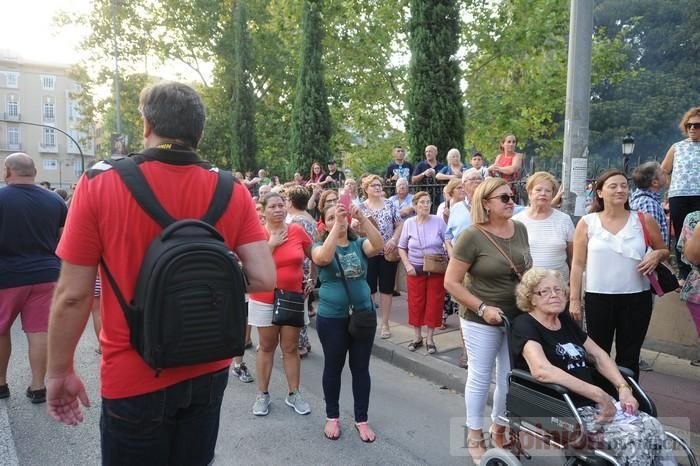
100, 156, 247, 374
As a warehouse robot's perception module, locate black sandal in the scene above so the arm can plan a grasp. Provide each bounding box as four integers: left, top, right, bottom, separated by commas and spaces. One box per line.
426, 343, 437, 354
407, 340, 423, 352
26, 386, 46, 404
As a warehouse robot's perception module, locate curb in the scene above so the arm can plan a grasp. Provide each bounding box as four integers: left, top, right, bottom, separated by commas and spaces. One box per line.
372, 338, 468, 394
0, 401, 19, 466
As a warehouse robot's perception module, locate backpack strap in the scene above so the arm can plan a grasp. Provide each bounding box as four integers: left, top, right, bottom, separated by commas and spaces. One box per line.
201, 170, 235, 226
108, 157, 175, 228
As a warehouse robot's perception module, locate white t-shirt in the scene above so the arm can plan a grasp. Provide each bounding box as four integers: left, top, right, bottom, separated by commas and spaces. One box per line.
513, 209, 575, 282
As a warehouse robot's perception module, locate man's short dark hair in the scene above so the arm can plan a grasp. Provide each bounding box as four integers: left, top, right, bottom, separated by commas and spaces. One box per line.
138, 82, 206, 149
632, 161, 661, 189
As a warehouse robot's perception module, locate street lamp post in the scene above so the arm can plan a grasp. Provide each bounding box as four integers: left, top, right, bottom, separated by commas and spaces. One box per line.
622, 133, 635, 176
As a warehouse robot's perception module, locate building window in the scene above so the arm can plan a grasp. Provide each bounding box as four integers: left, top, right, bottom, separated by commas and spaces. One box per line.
41, 75, 56, 90
5, 72, 18, 88
67, 100, 80, 122
6, 96, 19, 119
67, 129, 81, 154
7, 127, 20, 148
43, 128, 56, 147
74, 161, 84, 177
43, 101, 55, 122
43, 159, 58, 170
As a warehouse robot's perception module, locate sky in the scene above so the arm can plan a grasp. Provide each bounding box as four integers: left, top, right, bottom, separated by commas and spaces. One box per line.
0, 0, 92, 65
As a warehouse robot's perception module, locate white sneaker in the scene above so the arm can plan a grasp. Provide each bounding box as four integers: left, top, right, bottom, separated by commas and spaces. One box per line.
252, 392, 271, 416
285, 390, 311, 415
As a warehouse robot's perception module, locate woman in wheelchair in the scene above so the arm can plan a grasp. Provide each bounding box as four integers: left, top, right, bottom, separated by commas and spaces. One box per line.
511, 268, 676, 465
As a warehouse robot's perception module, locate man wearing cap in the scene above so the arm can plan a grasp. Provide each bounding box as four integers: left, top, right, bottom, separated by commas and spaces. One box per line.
319, 159, 345, 189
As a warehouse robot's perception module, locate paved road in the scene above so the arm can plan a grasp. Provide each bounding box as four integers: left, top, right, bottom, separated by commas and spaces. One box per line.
3, 321, 696, 465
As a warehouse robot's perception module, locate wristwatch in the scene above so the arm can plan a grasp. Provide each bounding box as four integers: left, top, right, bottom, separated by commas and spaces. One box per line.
477, 302, 487, 317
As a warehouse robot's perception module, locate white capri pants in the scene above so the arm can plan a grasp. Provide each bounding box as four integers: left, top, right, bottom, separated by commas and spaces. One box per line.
460, 317, 510, 430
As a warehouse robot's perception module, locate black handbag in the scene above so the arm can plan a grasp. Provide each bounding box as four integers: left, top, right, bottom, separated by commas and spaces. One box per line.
334, 253, 377, 340
271, 288, 305, 327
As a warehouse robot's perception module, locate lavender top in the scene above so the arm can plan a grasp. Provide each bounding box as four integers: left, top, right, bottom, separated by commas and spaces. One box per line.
398, 215, 447, 266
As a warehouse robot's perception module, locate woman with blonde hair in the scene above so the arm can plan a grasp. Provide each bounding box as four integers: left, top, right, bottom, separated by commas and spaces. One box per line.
359, 174, 404, 338
513, 171, 574, 282
436, 178, 466, 222
444, 177, 531, 464
512, 268, 677, 465
661, 106, 700, 280
437, 148, 466, 181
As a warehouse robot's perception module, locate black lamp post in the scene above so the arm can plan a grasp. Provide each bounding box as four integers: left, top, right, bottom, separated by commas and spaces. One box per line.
622, 133, 635, 176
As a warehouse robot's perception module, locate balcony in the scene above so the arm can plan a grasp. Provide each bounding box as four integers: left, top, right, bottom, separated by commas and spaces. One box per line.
2, 112, 20, 121
0, 143, 21, 151
38, 143, 58, 154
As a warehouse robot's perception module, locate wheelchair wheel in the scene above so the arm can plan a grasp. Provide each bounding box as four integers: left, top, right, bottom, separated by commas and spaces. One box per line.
480, 448, 521, 466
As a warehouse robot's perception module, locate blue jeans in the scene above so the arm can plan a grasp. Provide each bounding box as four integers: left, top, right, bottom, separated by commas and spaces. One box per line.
316, 315, 374, 422
100, 368, 229, 466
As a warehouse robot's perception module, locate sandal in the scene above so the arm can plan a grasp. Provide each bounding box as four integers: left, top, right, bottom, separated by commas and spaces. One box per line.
467, 435, 486, 465
426, 343, 437, 354
26, 386, 46, 404
458, 352, 468, 369
489, 424, 512, 449
408, 339, 423, 352
355, 422, 376, 443
380, 325, 391, 339
324, 418, 341, 440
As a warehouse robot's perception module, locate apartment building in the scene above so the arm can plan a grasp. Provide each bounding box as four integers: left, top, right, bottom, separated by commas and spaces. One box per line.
0, 52, 95, 188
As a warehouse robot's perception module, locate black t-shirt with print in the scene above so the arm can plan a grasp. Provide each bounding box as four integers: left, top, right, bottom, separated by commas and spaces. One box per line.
511, 311, 595, 406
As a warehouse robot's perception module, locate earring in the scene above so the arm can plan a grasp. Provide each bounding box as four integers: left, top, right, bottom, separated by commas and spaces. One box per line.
485, 208, 490, 215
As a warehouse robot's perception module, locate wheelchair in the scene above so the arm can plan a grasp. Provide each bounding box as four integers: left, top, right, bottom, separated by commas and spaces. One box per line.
478, 317, 698, 466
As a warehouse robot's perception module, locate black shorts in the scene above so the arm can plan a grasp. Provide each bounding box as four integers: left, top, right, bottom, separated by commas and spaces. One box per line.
366, 255, 399, 295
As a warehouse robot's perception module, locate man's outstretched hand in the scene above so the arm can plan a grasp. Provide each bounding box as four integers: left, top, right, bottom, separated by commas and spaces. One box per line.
47, 371, 90, 426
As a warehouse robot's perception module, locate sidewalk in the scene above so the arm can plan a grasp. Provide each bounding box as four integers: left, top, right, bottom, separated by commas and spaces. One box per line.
368, 292, 700, 443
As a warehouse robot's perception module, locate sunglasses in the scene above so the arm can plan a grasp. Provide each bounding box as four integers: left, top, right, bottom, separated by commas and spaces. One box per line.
686, 122, 700, 130
488, 194, 516, 204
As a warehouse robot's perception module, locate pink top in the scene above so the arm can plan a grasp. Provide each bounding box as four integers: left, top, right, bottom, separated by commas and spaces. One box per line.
494, 153, 519, 182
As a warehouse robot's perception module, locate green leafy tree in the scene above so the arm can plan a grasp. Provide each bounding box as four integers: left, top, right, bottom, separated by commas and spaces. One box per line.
590, 0, 700, 164
460, 0, 630, 168
228, 0, 257, 171
289, 0, 333, 172
406, 0, 464, 163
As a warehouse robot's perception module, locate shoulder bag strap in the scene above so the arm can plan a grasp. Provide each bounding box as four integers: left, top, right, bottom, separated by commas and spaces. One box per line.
637, 211, 652, 248
107, 157, 175, 229
201, 170, 235, 225
334, 252, 356, 315
474, 224, 522, 280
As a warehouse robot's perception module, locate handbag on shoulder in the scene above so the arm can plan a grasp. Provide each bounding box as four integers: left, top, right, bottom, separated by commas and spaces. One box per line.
271, 288, 306, 327
334, 253, 377, 340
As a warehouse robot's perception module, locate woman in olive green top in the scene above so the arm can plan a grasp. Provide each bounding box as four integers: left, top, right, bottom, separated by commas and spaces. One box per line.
444, 177, 531, 465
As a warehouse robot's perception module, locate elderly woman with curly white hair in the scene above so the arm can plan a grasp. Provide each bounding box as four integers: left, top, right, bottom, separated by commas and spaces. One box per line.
511, 268, 677, 466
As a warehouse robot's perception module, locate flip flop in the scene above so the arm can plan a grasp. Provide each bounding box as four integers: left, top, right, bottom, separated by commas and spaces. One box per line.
324, 418, 341, 440
380, 326, 391, 339
355, 422, 376, 443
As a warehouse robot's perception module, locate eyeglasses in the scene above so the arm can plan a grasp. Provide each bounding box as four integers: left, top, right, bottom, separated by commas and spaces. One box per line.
488, 194, 516, 203
465, 178, 482, 182
686, 122, 700, 130
533, 287, 564, 297
369, 183, 383, 188
417, 200, 432, 205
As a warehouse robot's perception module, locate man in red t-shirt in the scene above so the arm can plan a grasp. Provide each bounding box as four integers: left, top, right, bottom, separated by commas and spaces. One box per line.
46, 82, 275, 465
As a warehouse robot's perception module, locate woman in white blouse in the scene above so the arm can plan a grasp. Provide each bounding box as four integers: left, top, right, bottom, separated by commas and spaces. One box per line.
569, 170, 669, 379
513, 172, 574, 282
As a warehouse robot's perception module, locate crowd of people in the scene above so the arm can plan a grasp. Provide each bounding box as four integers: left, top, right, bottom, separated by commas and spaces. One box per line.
0, 78, 697, 465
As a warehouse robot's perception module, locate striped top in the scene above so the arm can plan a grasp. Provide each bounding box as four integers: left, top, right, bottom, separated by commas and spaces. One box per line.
512, 209, 575, 282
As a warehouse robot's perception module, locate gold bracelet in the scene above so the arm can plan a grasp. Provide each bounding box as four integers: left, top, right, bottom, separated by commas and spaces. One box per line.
616, 383, 631, 391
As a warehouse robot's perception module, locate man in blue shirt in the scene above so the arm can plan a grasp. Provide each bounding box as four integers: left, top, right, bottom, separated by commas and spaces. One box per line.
384, 146, 414, 182
0, 153, 67, 403
630, 161, 669, 245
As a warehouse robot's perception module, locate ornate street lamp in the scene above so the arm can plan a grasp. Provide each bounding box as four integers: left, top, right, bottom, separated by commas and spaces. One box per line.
621, 133, 635, 175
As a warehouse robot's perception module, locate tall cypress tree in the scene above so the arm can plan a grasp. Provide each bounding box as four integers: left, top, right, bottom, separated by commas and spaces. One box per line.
230, 0, 257, 171
406, 0, 464, 163
289, 0, 332, 171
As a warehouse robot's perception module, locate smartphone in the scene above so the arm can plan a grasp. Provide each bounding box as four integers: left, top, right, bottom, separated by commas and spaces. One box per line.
339, 192, 352, 223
